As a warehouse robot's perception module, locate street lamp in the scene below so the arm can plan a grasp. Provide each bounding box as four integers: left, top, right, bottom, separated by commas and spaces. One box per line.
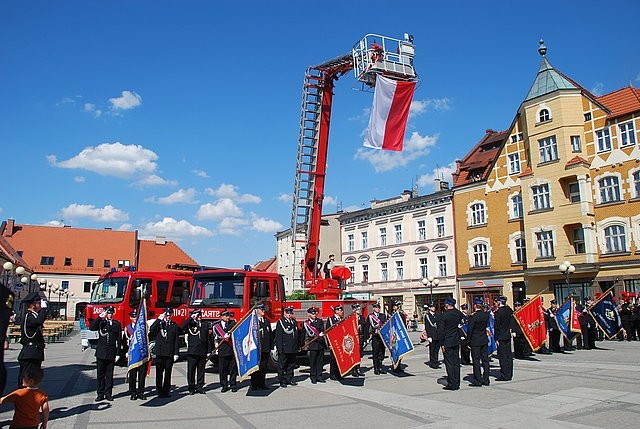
423, 276, 440, 302
559, 260, 576, 297
3, 261, 14, 285
30, 274, 38, 293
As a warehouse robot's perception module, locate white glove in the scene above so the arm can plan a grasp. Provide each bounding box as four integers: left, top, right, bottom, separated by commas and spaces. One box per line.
99, 311, 107, 318
428, 337, 433, 343
173, 355, 179, 362
223, 333, 230, 339
114, 355, 121, 363
319, 332, 324, 337
511, 332, 516, 338
41, 300, 48, 309
158, 313, 165, 321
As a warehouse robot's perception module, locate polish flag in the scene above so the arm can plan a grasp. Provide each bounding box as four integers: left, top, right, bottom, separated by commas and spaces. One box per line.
364, 75, 416, 151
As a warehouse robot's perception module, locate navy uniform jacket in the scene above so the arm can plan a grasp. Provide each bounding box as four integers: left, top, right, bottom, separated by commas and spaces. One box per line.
0, 284, 14, 349
366, 312, 387, 338
275, 317, 299, 354
423, 311, 439, 339
302, 318, 325, 351
182, 318, 212, 356
90, 317, 122, 360
467, 310, 489, 347
212, 320, 236, 357
438, 308, 465, 347
494, 306, 514, 341
257, 316, 273, 353
18, 308, 48, 361
355, 314, 366, 347
149, 319, 181, 357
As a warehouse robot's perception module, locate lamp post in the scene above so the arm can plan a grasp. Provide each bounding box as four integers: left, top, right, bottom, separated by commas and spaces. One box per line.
30, 274, 38, 293
559, 260, 576, 299
3, 261, 14, 286
423, 276, 440, 302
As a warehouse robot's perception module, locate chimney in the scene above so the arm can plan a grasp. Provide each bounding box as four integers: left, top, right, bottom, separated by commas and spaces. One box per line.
434, 178, 441, 192
6, 219, 15, 237
155, 236, 166, 245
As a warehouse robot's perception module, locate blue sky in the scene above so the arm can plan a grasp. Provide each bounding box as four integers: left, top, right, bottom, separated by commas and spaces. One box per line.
1, 1, 639, 268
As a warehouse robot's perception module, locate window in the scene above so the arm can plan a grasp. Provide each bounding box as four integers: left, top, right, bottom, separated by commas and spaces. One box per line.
596, 128, 611, 152
472, 243, 488, 267
118, 260, 130, 268
571, 135, 582, 152
604, 225, 626, 253
536, 231, 554, 258
361, 231, 368, 250
61, 280, 69, 290
634, 171, 640, 198
517, 132, 524, 141
507, 153, 520, 174
379, 227, 387, 246
395, 260, 404, 280
436, 216, 445, 237
156, 281, 169, 304
538, 136, 558, 163
471, 203, 486, 225
438, 255, 447, 276
538, 108, 550, 122
103, 259, 110, 268
347, 234, 355, 252
515, 237, 526, 263
362, 265, 369, 283
532, 184, 551, 210
171, 280, 191, 304
380, 262, 388, 281
619, 122, 636, 147
599, 176, 621, 203
417, 220, 426, 240
568, 182, 581, 203
584, 112, 592, 121
511, 134, 518, 143
573, 227, 585, 254
347, 266, 355, 284
87, 258, 94, 268
419, 257, 428, 279
64, 257, 72, 266
512, 194, 523, 219
84, 281, 92, 293
394, 225, 402, 244
40, 256, 54, 265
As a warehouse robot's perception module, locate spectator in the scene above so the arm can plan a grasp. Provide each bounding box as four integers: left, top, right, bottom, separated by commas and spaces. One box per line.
0, 366, 49, 429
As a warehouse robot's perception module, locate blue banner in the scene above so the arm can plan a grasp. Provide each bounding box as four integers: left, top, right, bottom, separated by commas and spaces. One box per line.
487, 312, 497, 355
128, 299, 150, 370
231, 310, 260, 381
589, 290, 623, 339
379, 312, 414, 368
556, 300, 578, 341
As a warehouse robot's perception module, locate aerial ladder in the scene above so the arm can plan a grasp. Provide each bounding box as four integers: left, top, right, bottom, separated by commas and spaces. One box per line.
290, 33, 418, 299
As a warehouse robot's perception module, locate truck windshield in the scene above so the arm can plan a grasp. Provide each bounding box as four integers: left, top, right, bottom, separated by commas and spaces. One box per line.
90, 277, 128, 303
190, 278, 243, 307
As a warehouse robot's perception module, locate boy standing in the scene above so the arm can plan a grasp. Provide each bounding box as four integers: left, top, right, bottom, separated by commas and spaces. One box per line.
0, 367, 49, 429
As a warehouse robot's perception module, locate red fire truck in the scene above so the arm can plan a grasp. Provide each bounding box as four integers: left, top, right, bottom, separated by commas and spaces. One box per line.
83, 267, 193, 349
190, 33, 417, 325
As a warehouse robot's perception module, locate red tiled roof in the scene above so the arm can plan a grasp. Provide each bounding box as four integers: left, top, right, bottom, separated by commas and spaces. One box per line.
597, 86, 640, 119
253, 257, 277, 273
518, 166, 534, 178
137, 239, 198, 271
565, 156, 590, 169
452, 129, 509, 187
0, 230, 31, 270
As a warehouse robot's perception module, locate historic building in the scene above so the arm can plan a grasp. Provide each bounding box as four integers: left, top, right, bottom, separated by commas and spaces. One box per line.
453, 41, 640, 305
338, 185, 456, 315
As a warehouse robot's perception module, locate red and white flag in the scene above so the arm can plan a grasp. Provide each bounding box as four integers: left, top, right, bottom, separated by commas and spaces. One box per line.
364, 75, 416, 152
513, 295, 547, 351
324, 314, 361, 377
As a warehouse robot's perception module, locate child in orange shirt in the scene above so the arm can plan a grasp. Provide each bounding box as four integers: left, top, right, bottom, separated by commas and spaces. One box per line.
0, 367, 49, 429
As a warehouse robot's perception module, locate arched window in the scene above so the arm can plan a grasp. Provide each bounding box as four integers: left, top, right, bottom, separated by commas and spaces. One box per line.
473, 243, 488, 267
599, 176, 621, 203
604, 225, 626, 253
470, 203, 486, 226
538, 108, 550, 122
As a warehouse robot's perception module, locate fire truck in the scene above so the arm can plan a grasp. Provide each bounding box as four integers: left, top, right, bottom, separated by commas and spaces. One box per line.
83, 267, 193, 352
190, 33, 417, 325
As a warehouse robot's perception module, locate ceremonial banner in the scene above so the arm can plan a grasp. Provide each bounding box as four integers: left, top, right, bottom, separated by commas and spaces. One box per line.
379, 311, 414, 368
363, 75, 416, 151
514, 296, 547, 351
128, 299, 150, 370
325, 313, 361, 377
556, 299, 578, 341
487, 312, 497, 355
231, 309, 260, 381
589, 290, 623, 339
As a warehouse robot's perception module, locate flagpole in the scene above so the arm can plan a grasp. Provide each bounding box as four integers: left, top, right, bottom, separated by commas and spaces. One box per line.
211, 303, 260, 354
300, 315, 343, 349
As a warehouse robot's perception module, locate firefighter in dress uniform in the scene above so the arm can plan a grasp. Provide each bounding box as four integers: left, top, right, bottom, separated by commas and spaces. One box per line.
275, 306, 299, 388
182, 309, 211, 395
423, 302, 441, 369
124, 310, 146, 400
438, 297, 464, 390
467, 297, 490, 387
350, 303, 366, 377
390, 300, 407, 373
547, 300, 562, 353
90, 305, 122, 401
213, 310, 238, 393
367, 302, 387, 375
493, 296, 514, 381
17, 292, 47, 389
250, 304, 273, 391
459, 304, 471, 366
0, 281, 15, 395
302, 307, 325, 384
149, 308, 180, 398
325, 305, 344, 380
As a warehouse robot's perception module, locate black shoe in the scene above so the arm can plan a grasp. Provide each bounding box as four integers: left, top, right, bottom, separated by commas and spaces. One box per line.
482, 381, 490, 386
137, 393, 147, 400
288, 381, 297, 386
357, 370, 365, 376
189, 390, 195, 395
105, 395, 114, 401
442, 385, 459, 391
95, 395, 105, 401
374, 369, 380, 375
311, 379, 317, 384
317, 378, 326, 383
379, 369, 387, 374
231, 387, 238, 393
196, 389, 206, 394
495, 377, 511, 381
468, 383, 483, 387
221, 386, 230, 393
279, 383, 287, 388
130, 394, 137, 400
329, 375, 338, 380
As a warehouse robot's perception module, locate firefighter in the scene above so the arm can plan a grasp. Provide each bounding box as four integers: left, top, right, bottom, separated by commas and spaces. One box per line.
213, 310, 237, 393
423, 302, 441, 369
438, 297, 464, 390
250, 304, 273, 391
350, 303, 365, 377
390, 300, 407, 373
459, 304, 471, 366
90, 305, 122, 401
124, 310, 146, 400
494, 296, 514, 382
367, 302, 387, 374
467, 297, 490, 387
17, 292, 47, 390
325, 305, 344, 380
302, 307, 325, 384
149, 308, 180, 398
182, 309, 211, 395
275, 306, 299, 388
